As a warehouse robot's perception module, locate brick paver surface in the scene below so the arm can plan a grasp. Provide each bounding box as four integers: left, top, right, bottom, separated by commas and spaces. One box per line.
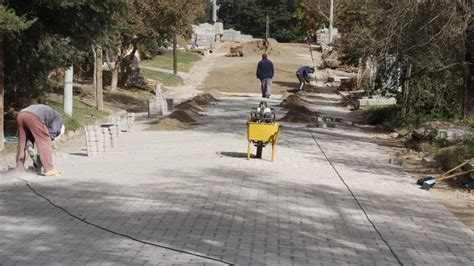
1, 95, 473, 265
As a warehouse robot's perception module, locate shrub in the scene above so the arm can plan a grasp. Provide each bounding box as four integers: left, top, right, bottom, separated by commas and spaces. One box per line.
434, 137, 474, 170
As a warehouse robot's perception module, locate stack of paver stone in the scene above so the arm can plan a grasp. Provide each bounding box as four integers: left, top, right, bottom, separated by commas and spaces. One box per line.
85, 125, 103, 157
191, 22, 253, 47
192, 23, 216, 48
316, 27, 341, 50
223, 29, 242, 42
241, 34, 253, 43
84, 113, 134, 157
84, 125, 119, 156
213, 22, 224, 35
126, 113, 135, 132
148, 84, 168, 118
358, 96, 397, 107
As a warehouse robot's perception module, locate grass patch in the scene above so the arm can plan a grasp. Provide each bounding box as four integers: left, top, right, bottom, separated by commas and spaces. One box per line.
104, 87, 154, 112
140, 68, 183, 87
45, 98, 109, 132
141, 50, 201, 72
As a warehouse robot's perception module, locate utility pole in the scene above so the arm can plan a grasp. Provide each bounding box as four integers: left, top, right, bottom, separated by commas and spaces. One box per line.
328, 0, 334, 44
64, 66, 73, 116
212, 0, 217, 23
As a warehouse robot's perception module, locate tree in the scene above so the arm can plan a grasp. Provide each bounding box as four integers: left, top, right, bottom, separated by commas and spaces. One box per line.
0, 2, 33, 150
4, 0, 128, 109
463, 18, 474, 117
300, 0, 350, 40
217, 0, 302, 42
155, 0, 205, 75
322, 1, 474, 119
103, 7, 140, 91
120, 0, 204, 81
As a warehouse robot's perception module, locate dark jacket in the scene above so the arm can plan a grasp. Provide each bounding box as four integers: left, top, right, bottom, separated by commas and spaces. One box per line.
21, 104, 64, 139
297, 66, 312, 82
256, 59, 274, 80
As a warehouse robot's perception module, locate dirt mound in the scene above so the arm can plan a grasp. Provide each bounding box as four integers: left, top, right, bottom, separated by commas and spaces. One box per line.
242, 39, 282, 56
169, 110, 196, 123
280, 95, 310, 110
279, 105, 318, 123
176, 100, 205, 115
192, 93, 218, 105
145, 93, 217, 131
279, 94, 318, 122
146, 117, 191, 131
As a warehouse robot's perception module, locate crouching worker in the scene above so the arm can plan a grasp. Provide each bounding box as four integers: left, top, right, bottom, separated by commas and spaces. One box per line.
16, 104, 65, 176
296, 66, 315, 92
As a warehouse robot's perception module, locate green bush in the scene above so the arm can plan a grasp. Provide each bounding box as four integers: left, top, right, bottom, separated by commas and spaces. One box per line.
364, 106, 401, 127
433, 137, 474, 170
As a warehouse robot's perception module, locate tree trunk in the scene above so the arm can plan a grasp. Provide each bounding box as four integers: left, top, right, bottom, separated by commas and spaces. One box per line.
463, 21, 474, 118
0, 34, 4, 151
111, 65, 119, 91
95, 46, 104, 111
124, 45, 137, 86
92, 46, 97, 88
173, 34, 178, 75
402, 64, 412, 118
106, 49, 120, 91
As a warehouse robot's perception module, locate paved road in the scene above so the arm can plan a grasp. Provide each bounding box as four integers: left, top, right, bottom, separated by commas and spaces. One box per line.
1, 93, 473, 265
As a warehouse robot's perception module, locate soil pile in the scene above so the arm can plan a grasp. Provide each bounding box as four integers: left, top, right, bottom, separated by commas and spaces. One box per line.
169, 110, 197, 123
279, 95, 318, 123
280, 95, 311, 110
175, 100, 205, 115
279, 106, 319, 123
146, 93, 218, 131
192, 93, 218, 105
146, 117, 191, 131
243, 39, 282, 56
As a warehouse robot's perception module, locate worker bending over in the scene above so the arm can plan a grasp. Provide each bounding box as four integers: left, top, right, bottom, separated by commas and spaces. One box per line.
16, 104, 64, 176
296, 66, 315, 92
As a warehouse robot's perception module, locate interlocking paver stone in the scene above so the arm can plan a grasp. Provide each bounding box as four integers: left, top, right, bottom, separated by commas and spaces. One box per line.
0, 95, 473, 265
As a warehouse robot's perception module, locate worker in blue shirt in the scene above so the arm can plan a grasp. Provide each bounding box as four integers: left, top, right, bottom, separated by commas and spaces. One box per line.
296, 66, 315, 92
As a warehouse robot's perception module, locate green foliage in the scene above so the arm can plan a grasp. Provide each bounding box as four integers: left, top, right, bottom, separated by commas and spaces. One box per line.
139, 68, 183, 87
217, 0, 303, 42
364, 106, 400, 126
363, 105, 453, 131
433, 137, 474, 171
333, 1, 472, 120
4, 0, 129, 107
141, 51, 201, 72
44, 99, 109, 132
0, 4, 34, 33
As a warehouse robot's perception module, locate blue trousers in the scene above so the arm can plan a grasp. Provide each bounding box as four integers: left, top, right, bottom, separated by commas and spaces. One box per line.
260, 78, 272, 97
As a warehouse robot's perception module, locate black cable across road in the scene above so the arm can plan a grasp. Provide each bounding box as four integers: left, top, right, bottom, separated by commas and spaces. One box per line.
18, 178, 233, 266
306, 128, 403, 266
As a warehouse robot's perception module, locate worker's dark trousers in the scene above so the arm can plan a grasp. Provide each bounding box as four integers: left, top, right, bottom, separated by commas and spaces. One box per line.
296, 73, 305, 91
16, 112, 54, 172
